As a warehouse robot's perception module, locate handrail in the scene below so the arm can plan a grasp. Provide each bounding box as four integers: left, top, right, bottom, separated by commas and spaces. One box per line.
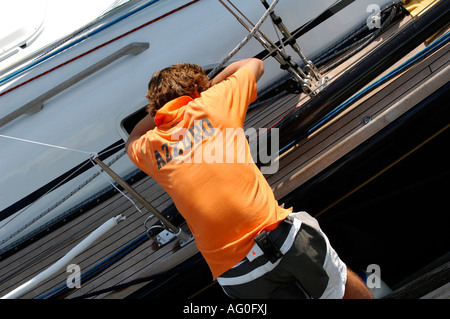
0, 42, 149, 129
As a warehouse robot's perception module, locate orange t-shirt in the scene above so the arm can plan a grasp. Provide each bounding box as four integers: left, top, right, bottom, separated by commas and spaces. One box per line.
128, 67, 292, 279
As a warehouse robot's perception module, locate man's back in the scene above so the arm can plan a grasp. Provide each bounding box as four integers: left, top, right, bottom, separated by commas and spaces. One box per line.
127, 66, 291, 279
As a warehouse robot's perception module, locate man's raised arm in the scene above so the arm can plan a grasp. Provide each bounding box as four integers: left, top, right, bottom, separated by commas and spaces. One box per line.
210, 58, 264, 86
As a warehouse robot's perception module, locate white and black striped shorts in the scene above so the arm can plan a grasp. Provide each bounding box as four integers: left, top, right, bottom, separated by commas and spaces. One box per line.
218, 212, 347, 299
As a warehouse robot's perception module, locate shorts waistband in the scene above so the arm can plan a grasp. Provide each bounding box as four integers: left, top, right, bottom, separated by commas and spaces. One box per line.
218, 215, 302, 286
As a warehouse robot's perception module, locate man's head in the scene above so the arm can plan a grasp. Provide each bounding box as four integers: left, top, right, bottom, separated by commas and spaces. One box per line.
146, 63, 211, 116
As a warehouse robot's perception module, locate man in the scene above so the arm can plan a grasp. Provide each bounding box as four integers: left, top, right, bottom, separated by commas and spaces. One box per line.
126, 58, 372, 299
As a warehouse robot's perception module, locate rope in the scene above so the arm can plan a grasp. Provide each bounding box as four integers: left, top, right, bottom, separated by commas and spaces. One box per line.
89, 154, 143, 215
0, 134, 143, 250
0, 133, 94, 236
0, 1, 406, 298
319, 4, 398, 73
0, 151, 128, 249
0, 134, 94, 157
208, 0, 280, 78
250, 4, 405, 146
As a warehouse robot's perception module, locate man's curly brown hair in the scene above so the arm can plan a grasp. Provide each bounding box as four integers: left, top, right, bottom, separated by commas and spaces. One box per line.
146, 63, 211, 116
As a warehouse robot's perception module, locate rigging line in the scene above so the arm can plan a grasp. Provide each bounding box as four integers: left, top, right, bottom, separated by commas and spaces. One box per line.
319, 5, 398, 73
88, 155, 143, 215
255, 0, 356, 63
0, 170, 148, 285
313, 122, 450, 219
315, 2, 397, 65
209, 0, 280, 78
97, 142, 125, 157
257, 26, 449, 154
1, 182, 152, 289
0, 135, 136, 248
272, 18, 287, 54
288, 0, 355, 42
0, 159, 93, 243
226, 0, 281, 51
0, 134, 94, 157
0, 151, 126, 237
0, 151, 129, 248
225, 0, 254, 27
0, 160, 158, 260
0, 134, 95, 235
305, 30, 450, 136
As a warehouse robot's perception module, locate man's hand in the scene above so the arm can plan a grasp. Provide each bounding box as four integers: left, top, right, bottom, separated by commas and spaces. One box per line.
211, 58, 264, 86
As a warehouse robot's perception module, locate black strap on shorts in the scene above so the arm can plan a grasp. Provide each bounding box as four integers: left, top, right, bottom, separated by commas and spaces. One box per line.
219, 219, 293, 279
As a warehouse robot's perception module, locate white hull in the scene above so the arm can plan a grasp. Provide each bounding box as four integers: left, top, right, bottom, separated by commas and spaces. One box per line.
0, 0, 130, 70
0, 0, 393, 252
